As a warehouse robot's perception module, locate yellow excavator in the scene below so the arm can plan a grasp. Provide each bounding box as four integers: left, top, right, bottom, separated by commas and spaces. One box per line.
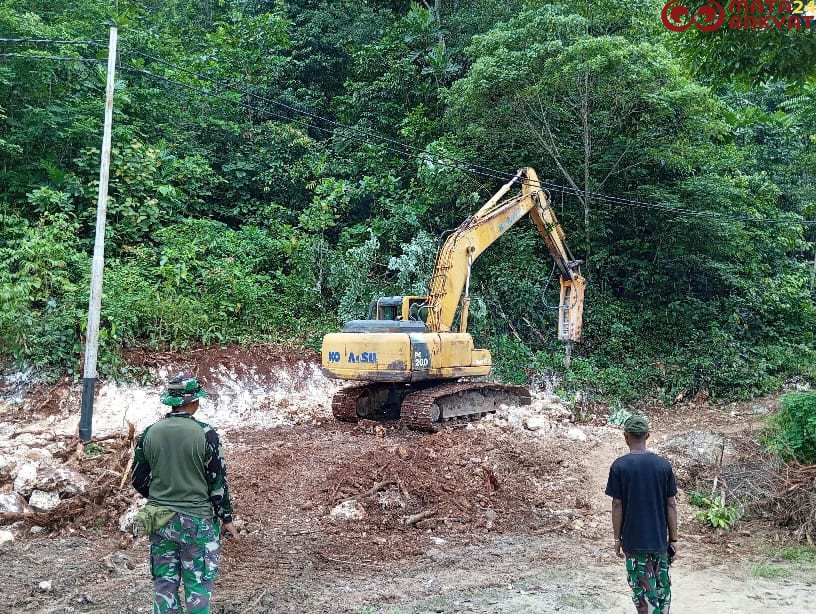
321, 168, 585, 430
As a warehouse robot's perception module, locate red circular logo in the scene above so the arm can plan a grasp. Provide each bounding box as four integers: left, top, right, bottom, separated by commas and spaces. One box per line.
661, 0, 725, 32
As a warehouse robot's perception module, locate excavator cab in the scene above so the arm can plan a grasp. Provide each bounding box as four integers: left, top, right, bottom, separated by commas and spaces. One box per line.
367, 296, 430, 322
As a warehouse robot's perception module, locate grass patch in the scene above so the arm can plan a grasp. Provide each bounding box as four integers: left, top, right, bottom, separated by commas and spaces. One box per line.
752, 547, 816, 583
774, 545, 816, 563
751, 564, 794, 580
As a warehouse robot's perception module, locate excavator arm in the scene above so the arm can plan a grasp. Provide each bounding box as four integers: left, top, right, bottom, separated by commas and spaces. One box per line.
425, 168, 585, 342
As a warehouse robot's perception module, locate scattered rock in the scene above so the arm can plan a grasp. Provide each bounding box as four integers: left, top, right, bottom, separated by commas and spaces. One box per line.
523, 416, 550, 432
29, 490, 61, 512
566, 427, 587, 442
13, 462, 39, 496
330, 500, 367, 521
656, 430, 735, 486
38, 580, 52, 592
0, 529, 14, 547
14, 464, 87, 498
20, 447, 53, 463
0, 492, 29, 514
0, 453, 17, 483
119, 501, 143, 533
430, 536, 447, 545
29, 525, 45, 535
484, 508, 497, 531
104, 550, 135, 571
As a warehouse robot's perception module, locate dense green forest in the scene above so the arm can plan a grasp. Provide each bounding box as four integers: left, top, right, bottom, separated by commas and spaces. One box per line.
1, 1, 814, 403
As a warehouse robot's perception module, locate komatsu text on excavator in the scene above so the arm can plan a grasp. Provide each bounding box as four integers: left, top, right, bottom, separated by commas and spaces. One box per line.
321, 168, 585, 431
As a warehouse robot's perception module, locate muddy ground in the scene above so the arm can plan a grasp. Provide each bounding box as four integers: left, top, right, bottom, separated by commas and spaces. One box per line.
1, 350, 814, 613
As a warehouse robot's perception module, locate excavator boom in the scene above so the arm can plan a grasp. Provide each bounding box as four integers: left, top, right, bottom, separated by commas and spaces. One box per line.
425, 168, 584, 340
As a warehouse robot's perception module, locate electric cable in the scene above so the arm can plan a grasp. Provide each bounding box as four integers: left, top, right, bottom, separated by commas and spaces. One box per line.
0, 37, 105, 46
122, 50, 816, 226
122, 48, 512, 183
7, 49, 816, 226
0, 53, 104, 62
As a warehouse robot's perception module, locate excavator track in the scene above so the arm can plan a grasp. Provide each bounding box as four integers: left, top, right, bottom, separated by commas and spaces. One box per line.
331, 384, 370, 423
332, 381, 531, 430
331, 383, 405, 422
401, 381, 531, 432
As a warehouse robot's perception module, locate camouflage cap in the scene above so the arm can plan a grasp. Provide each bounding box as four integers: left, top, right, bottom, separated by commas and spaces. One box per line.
161, 373, 208, 407
623, 414, 650, 435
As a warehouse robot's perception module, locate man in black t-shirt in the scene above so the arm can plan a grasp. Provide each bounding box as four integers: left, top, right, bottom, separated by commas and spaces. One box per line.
605, 415, 678, 614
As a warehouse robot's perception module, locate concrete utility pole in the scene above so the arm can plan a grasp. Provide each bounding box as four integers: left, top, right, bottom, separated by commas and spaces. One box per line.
79, 26, 117, 442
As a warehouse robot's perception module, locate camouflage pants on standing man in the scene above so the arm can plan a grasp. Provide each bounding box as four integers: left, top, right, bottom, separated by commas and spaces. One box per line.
625, 552, 671, 614
150, 513, 221, 614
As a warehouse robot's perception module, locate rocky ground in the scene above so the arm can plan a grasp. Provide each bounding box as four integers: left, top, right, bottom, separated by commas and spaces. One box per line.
1, 347, 814, 613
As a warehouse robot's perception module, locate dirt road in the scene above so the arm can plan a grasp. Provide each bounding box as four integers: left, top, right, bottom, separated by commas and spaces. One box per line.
1, 351, 813, 612
2, 416, 814, 613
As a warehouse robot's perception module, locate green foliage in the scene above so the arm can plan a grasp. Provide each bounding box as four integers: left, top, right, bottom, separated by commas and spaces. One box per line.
691, 492, 742, 531
607, 406, 632, 427
751, 564, 793, 580
774, 545, 816, 563
674, 22, 816, 86
83, 442, 111, 456
0, 0, 813, 404
765, 392, 816, 464
0, 212, 88, 373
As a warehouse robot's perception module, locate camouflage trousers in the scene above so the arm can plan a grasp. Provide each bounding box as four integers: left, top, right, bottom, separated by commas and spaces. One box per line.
625, 552, 671, 614
149, 513, 221, 614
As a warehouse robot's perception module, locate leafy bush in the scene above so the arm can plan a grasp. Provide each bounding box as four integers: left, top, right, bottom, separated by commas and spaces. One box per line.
690, 491, 742, 531
765, 392, 816, 463
607, 406, 632, 427
0, 213, 88, 374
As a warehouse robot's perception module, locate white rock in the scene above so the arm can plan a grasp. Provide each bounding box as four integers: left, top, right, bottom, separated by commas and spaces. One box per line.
523, 416, 550, 432
119, 501, 143, 533
38, 580, 52, 592
566, 427, 587, 442
0, 492, 30, 514
22, 448, 53, 463
0, 453, 17, 483
14, 464, 86, 498
30, 526, 45, 534
29, 490, 61, 512
0, 529, 14, 546
13, 462, 39, 496
431, 536, 447, 545
329, 500, 366, 521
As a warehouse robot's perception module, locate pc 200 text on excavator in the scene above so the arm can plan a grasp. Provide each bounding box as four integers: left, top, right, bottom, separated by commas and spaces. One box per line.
321, 168, 585, 431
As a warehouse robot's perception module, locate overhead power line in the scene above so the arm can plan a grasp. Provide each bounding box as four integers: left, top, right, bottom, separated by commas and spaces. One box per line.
120, 49, 816, 227
6, 49, 816, 227
119, 64, 449, 186
0, 37, 105, 46
124, 48, 512, 182
0, 52, 104, 62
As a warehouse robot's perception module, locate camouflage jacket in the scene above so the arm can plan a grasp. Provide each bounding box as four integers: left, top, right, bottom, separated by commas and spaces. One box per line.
131, 412, 234, 523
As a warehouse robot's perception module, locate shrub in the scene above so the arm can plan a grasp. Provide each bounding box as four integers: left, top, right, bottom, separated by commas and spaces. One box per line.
765, 392, 816, 463
690, 491, 742, 531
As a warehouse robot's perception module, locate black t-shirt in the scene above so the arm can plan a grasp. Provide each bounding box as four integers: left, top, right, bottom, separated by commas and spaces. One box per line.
605, 451, 678, 553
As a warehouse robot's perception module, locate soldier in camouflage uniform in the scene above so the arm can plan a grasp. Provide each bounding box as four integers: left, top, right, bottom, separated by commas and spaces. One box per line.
132, 373, 238, 614
605, 415, 678, 614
